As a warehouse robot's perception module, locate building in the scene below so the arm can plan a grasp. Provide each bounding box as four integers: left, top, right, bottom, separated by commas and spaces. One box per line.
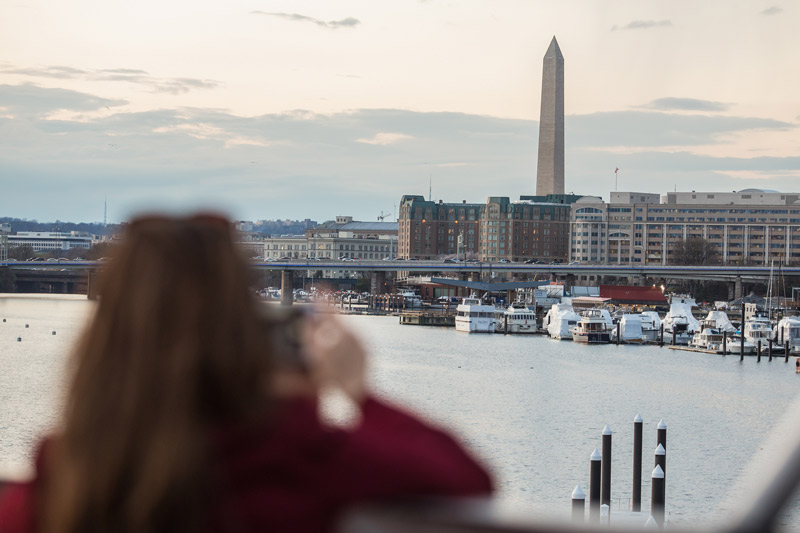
570, 189, 800, 265
536, 36, 565, 196
398, 196, 483, 260
7, 231, 94, 253
398, 195, 572, 262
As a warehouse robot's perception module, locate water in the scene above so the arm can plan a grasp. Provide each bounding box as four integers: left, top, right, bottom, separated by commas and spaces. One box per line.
2, 296, 800, 529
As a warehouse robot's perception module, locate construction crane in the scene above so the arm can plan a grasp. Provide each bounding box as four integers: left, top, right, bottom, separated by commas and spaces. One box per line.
378, 210, 390, 221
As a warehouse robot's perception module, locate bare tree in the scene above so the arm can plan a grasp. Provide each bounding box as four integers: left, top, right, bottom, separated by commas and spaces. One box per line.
671, 238, 720, 266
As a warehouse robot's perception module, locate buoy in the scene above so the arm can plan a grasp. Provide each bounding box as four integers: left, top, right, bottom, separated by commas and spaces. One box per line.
17, 337, 22, 342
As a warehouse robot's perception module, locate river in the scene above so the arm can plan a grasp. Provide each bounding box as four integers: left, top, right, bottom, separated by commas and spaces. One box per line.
1, 295, 799, 529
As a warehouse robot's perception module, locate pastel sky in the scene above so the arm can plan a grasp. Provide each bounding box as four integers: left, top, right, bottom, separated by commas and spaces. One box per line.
1, 0, 798, 223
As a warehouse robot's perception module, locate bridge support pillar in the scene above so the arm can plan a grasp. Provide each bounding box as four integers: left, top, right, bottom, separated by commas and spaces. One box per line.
370, 271, 386, 295
281, 271, 294, 306
87, 270, 99, 300
733, 276, 743, 302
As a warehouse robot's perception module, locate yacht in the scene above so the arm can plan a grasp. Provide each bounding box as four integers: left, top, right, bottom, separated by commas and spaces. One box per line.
775, 317, 800, 354
744, 312, 775, 352
663, 297, 699, 345
639, 311, 662, 343
455, 296, 497, 333
571, 309, 611, 344
610, 314, 644, 344
544, 303, 581, 340
728, 332, 756, 356
496, 302, 538, 333
689, 320, 725, 351
398, 290, 422, 308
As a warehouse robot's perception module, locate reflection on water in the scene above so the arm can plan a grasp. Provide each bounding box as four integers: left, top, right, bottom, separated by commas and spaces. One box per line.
1, 297, 799, 528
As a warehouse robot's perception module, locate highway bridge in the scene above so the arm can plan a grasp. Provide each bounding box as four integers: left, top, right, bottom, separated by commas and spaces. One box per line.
3, 259, 797, 282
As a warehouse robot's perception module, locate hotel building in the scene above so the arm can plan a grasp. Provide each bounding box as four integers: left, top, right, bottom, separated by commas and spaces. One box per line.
570, 189, 800, 265
398, 194, 575, 262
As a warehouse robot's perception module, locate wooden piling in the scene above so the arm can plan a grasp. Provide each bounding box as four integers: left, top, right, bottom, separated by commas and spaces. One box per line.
601, 426, 612, 508
757, 340, 762, 362
768, 339, 773, 361
651, 465, 665, 528
786, 341, 790, 362
655, 443, 666, 474
590, 449, 601, 522
633, 414, 643, 512
671, 327, 676, 346
722, 331, 727, 355
659, 323, 664, 347
616, 322, 620, 345
572, 485, 585, 522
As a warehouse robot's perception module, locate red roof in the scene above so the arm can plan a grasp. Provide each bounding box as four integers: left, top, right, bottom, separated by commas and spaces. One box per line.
599, 285, 667, 304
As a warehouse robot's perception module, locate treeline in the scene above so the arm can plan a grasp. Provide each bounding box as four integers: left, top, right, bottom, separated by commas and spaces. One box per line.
0, 217, 119, 236
253, 219, 317, 236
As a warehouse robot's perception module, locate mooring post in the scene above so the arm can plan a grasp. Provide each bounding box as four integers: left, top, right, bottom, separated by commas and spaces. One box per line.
633, 414, 643, 512
601, 425, 612, 509
757, 340, 762, 362
740, 332, 745, 362
657, 419, 667, 457
651, 465, 665, 528
616, 322, 621, 345
572, 484, 586, 522
659, 323, 664, 347
504, 314, 508, 335
655, 443, 666, 475
671, 327, 676, 346
768, 338, 773, 361
786, 341, 790, 362
722, 331, 727, 355
590, 449, 601, 522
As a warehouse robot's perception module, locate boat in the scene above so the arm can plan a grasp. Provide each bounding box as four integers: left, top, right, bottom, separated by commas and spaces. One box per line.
610, 314, 644, 344
544, 303, 581, 340
728, 333, 756, 356
571, 309, 611, 344
496, 301, 538, 333
744, 311, 780, 353
455, 296, 497, 333
662, 297, 699, 345
639, 311, 662, 343
398, 290, 422, 308
689, 320, 725, 351
775, 317, 800, 354
703, 310, 736, 333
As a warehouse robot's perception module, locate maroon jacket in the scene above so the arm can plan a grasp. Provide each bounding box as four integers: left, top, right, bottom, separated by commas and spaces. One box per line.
0, 396, 493, 532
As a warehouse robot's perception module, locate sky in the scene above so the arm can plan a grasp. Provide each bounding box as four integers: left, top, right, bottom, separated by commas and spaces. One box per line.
1, 0, 798, 224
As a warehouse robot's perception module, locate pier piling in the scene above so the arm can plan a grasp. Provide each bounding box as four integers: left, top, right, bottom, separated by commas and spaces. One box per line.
655, 444, 666, 475
657, 419, 667, 459
633, 414, 643, 512
651, 465, 665, 528
723, 331, 727, 355
671, 328, 676, 346
590, 449, 601, 522
768, 339, 773, 361
616, 322, 620, 345
757, 340, 762, 362
659, 323, 664, 347
786, 341, 790, 362
571, 484, 585, 522
601, 425, 612, 508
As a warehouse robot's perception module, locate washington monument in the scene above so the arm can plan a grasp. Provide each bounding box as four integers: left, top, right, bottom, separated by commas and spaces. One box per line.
535, 36, 564, 196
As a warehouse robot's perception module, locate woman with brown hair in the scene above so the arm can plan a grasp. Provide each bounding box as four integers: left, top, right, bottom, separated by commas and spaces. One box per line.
0, 214, 492, 532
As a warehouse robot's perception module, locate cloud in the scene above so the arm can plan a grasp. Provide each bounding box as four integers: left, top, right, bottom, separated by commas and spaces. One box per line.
1, 65, 221, 94
356, 132, 413, 145
760, 6, 783, 15
0, 83, 126, 116
642, 97, 730, 112
250, 11, 360, 29
611, 20, 672, 31
1, 87, 798, 222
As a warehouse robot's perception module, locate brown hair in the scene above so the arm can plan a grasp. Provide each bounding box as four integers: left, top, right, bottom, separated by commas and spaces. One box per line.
42, 214, 274, 532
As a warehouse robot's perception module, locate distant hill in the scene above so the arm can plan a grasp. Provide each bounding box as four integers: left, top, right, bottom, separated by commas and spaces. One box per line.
0, 217, 118, 236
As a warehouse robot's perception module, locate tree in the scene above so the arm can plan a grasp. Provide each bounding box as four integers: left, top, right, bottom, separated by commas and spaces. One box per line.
84, 242, 116, 260
670, 238, 720, 266
8, 245, 35, 260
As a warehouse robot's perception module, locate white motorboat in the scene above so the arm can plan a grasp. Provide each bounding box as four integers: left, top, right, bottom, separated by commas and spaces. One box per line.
728, 334, 756, 355
639, 311, 662, 343
689, 321, 725, 351
744, 312, 774, 352
775, 317, 800, 353
496, 302, 538, 333
545, 303, 581, 340
571, 309, 611, 344
703, 310, 736, 333
455, 296, 497, 333
663, 297, 699, 345
610, 314, 644, 344
398, 290, 422, 308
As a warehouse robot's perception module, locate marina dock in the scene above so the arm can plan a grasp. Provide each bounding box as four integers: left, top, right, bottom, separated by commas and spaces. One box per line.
399, 311, 455, 327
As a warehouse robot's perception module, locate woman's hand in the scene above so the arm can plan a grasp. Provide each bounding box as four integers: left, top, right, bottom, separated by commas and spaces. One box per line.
302, 313, 368, 404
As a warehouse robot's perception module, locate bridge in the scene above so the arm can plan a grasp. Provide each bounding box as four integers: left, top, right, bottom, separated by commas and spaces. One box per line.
2, 260, 796, 301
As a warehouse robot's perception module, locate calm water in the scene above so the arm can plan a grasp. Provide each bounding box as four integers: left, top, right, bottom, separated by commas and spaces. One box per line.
2, 295, 800, 529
